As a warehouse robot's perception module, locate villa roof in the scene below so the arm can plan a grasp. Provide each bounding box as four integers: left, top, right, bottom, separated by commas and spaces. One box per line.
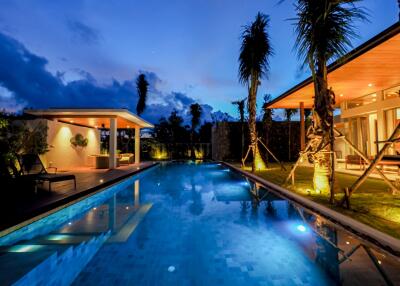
24, 108, 154, 129
266, 22, 400, 109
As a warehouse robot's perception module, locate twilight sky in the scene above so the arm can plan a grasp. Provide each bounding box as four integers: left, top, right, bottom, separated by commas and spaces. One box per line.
0, 0, 398, 123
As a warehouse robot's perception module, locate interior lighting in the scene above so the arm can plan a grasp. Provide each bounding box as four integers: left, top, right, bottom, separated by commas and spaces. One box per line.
339, 94, 343, 97
368, 83, 373, 87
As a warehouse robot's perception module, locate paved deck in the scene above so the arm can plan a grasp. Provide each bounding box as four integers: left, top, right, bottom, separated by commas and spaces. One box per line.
0, 162, 158, 232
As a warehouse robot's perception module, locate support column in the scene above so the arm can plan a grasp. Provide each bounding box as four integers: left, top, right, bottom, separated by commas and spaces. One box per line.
300, 102, 305, 150
135, 127, 140, 164
109, 117, 117, 169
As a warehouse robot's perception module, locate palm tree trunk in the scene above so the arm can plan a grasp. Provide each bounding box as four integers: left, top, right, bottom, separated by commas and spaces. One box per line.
311, 60, 334, 197
248, 73, 266, 172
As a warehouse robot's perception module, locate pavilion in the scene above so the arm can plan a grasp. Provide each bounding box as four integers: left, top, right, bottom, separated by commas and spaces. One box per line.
24, 108, 153, 169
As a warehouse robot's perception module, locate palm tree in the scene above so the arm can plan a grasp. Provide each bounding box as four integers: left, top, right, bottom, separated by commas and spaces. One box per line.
232, 99, 246, 159
189, 103, 202, 158
292, 0, 366, 201
238, 12, 273, 172
284, 108, 298, 161
136, 74, 149, 116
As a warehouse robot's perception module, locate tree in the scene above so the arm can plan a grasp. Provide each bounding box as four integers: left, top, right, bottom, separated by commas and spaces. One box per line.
238, 12, 273, 172
136, 74, 149, 116
189, 103, 202, 158
292, 0, 366, 201
232, 99, 246, 159
284, 108, 298, 161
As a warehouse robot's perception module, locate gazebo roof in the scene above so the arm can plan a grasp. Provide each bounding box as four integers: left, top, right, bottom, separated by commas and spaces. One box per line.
24, 108, 154, 129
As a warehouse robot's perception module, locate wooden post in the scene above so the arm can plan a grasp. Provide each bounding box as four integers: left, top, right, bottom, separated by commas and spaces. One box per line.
334, 128, 398, 192
300, 102, 305, 150
342, 123, 400, 203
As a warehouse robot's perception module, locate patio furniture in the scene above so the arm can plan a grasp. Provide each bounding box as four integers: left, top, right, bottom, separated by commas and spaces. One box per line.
92, 155, 120, 169
376, 155, 400, 173
119, 153, 134, 165
345, 155, 367, 170
19, 154, 76, 192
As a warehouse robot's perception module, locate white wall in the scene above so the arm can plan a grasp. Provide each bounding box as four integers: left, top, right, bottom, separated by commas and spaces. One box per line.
31, 119, 100, 170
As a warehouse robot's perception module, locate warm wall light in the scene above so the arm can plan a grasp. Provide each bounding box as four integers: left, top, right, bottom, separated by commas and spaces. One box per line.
70, 120, 74, 123
372, 98, 376, 102
372, 94, 377, 97
368, 83, 373, 87
339, 94, 343, 97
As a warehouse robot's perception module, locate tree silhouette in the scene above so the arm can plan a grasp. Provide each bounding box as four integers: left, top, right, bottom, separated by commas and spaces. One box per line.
136, 74, 149, 116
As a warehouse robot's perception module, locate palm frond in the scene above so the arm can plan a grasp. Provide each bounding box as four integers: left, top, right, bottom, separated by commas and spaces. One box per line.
238, 12, 273, 85
292, 0, 368, 69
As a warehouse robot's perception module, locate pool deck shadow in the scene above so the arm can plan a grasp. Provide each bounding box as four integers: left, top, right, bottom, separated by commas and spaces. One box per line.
0, 162, 158, 234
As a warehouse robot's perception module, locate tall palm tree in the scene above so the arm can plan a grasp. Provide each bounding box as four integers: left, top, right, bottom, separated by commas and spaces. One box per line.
232, 99, 246, 159
284, 108, 298, 161
292, 0, 366, 201
189, 103, 202, 158
238, 12, 273, 172
136, 74, 149, 116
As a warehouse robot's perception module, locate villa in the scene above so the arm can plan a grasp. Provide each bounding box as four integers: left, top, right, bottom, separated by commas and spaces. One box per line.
1, 2, 400, 285
266, 22, 400, 162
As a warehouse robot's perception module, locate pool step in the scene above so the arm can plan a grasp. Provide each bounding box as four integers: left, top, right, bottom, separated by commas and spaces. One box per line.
1, 231, 111, 286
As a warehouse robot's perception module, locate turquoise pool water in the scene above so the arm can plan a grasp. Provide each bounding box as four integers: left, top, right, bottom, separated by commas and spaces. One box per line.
0, 162, 399, 285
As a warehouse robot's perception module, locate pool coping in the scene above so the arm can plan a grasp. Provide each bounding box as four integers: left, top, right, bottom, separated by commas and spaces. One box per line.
0, 162, 159, 239
222, 161, 400, 258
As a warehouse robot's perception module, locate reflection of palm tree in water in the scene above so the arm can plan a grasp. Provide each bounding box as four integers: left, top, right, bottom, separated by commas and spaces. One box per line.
314, 219, 340, 283
264, 200, 277, 218
189, 175, 204, 215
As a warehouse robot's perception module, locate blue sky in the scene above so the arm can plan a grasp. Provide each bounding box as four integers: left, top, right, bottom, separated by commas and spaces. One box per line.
0, 0, 398, 123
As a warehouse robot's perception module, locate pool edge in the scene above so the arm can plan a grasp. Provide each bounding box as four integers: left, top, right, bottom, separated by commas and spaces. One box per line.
0, 162, 159, 239
221, 161, 400, 258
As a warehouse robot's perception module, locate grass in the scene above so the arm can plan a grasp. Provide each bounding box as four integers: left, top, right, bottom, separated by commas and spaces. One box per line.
236, 163, 400, 240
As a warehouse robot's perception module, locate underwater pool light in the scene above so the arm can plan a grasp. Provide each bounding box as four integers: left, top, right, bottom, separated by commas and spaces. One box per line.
46, 234, 71, 241
168, 265, 175, 272
297, 224, 306, 232
8, 244, 43, 253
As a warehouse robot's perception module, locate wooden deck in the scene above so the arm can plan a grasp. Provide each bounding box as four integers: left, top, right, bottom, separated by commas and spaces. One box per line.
0, 162, 158, 232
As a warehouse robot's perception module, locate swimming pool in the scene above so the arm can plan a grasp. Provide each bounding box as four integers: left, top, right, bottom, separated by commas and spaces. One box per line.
1, 162, 399, 285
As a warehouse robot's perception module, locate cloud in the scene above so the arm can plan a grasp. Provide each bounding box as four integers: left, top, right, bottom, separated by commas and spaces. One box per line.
67, 20, 101, 45
0, 32, 228, 124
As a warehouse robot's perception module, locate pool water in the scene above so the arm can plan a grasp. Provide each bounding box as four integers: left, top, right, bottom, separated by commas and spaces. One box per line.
1, 162, 399, 285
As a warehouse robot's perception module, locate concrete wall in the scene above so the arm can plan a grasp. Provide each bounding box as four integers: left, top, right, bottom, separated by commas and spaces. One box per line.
31, 119, 100, 170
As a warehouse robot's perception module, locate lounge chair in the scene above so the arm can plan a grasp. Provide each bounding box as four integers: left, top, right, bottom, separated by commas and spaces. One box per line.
19, 154, 76, 192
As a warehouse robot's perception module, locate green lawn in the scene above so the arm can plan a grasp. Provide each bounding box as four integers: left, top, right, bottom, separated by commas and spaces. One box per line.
236, 163, 400, 240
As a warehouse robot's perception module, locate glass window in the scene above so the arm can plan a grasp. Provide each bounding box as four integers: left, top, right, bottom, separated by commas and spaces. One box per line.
346, 93, 378, 109
384, 85, 400, 100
